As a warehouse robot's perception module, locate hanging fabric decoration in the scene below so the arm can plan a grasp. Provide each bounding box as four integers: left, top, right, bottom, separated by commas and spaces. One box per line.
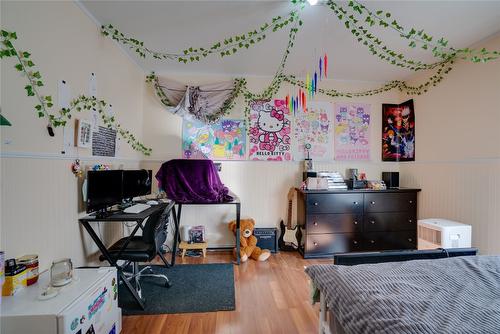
319, 58, 323, 80
147, 74, 243, 124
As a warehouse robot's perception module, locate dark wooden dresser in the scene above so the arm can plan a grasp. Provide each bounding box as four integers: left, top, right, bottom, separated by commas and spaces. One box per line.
296, 188, 421, 258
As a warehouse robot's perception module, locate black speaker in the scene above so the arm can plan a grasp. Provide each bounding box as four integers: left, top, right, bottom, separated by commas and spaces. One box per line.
382, 172, 399, 188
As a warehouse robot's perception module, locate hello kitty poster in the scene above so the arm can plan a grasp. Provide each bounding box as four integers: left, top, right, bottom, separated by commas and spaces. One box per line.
182, 118, 246, 160
334, 102, 371, 160
248, 99, 292, 161
293, 101, 334, 161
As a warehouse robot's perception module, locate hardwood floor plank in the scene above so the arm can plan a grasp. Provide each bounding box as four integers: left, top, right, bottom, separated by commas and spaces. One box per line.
122, 251, 330, 334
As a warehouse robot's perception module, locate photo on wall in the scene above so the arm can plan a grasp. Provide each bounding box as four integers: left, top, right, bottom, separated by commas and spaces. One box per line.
182, 118, 246, 160
333, 102, 371, 160
382, 99, 415, 161
248, 99, 292, 161
293, 101, 334, 161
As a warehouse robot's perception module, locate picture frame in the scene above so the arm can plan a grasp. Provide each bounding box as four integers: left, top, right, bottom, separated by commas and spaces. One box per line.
382, 99, 415, 161
75, 119, 92, 148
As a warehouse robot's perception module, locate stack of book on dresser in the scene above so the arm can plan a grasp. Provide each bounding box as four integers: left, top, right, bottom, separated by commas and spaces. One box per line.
317, 171, 348, 190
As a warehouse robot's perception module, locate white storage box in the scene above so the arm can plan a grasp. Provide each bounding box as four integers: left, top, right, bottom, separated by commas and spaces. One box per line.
418, 218, 472, 250
1, 267, 121, 334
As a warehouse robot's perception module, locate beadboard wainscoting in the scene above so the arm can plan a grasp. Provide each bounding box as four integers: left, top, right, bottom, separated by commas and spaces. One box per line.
0, 156, 141, 271
400, 160, 500, 255
142, 160, 399, 248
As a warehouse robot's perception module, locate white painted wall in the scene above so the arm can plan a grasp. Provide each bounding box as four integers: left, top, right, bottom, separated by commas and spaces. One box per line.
141, 76, 401, 246
1, 0, 146, 270
400, 34, 500, 255
1, 0, 499, 272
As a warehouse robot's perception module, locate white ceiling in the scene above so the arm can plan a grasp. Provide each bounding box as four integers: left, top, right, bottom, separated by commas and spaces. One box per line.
79, 0, 500, 82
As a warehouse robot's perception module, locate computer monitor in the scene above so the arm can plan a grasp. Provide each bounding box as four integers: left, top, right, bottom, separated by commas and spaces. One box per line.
86, 170, 123, 214
122, 169, 152, 201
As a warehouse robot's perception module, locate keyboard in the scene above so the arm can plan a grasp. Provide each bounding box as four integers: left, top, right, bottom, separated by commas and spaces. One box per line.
123, 203, 151, 214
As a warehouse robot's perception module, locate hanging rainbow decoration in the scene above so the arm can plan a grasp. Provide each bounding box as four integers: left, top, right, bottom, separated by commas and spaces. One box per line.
285, 53, 328, 115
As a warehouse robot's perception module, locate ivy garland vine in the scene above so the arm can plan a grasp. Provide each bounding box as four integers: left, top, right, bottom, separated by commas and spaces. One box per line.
101, 2, 304, 64
0, 30, 152, 155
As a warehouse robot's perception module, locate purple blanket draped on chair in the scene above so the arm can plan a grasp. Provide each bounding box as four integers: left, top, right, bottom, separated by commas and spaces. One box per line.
155, 159, 233, 203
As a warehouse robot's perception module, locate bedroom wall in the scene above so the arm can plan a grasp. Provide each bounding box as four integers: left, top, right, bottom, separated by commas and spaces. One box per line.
1, 0, 146, 270
141, 76, 401, 247
400, 33, 500, 255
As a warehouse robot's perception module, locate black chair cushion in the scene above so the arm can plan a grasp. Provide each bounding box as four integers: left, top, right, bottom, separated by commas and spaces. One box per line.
99, 236, 156, 262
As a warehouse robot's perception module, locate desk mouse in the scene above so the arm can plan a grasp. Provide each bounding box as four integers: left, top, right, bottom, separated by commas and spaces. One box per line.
146, 200, 159, 205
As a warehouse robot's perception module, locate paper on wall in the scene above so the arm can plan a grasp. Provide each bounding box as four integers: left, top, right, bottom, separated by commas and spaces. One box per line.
58, 79, 71, 109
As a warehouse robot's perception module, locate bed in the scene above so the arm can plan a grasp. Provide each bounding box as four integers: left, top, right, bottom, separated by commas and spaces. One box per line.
306, 255, 500, 334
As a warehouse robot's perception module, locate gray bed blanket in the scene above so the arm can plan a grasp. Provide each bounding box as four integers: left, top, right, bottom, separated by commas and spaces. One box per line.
306, 256, 500, 334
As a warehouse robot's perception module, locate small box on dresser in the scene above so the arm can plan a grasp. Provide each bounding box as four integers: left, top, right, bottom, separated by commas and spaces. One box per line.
296, 188, 421, 258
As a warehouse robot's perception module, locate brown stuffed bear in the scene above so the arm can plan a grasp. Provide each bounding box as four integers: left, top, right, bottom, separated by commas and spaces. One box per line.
228, 219, 271, 262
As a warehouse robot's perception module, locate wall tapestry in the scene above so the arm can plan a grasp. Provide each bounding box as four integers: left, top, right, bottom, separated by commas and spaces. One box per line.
182, 118, 246, 160
334, 102, 371, 160
248, 99, 292, 161
382, 99, 415, 161
293, 101, 334, 161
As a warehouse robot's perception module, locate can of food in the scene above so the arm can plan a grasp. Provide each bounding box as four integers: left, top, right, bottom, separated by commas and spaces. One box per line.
2, 259, 27, 296
17, 255, 39, 286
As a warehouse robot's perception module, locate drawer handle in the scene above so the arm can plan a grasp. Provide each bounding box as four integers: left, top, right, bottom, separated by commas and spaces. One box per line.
313, 242, 318, 246
313, 202, 319, 206
353, 221, 358, 225
408, 238, 413, 242
353, 240, 358, 245
353, 201, 359, 205
370, 220, 375, 224
313, 222, 318, 226
370, 240, 375, 244
409, 200, 413, 204
370, 201, 375, 205
408, 219, 413, 223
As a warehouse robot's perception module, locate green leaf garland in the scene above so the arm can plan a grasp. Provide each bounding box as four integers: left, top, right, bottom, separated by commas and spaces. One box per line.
1, 29, 152, 155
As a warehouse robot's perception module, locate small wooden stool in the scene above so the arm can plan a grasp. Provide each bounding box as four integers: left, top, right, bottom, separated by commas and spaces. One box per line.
179, 241, 208, 258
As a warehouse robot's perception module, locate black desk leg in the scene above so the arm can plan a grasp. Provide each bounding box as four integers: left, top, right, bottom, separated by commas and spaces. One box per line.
80, 221, 145, 310
171, 204, 181, 266
235, 203, 241, 265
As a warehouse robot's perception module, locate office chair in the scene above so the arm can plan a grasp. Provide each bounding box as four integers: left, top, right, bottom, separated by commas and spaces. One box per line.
101, 207, 172, 299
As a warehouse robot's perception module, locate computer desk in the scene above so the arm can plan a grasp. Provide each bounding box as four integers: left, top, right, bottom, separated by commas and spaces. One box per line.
78, 201, 178, 310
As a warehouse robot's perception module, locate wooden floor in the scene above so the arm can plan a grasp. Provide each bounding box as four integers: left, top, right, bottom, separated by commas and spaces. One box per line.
121, 251, 330, 334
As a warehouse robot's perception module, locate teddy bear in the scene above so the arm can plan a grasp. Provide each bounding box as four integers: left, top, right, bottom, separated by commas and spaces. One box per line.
228, 218, 271, 262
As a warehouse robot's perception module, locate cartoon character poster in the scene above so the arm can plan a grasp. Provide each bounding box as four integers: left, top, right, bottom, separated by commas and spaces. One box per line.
248, 99, 292, 161
382, 99, 415, 161
182, 118, 246, 160
293, 101, 334, 161
333, 102, 371, 160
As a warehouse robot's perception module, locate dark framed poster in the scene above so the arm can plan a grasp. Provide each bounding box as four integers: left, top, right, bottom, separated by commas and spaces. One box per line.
382, 99, 415, 161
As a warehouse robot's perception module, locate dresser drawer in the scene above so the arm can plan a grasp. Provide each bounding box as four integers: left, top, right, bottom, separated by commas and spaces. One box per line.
364, 193, 417, 212
363, 212, 416, 232
364, 231, 417, 251
305, 233, 363, 255
307, 214, 362, 234
307, 193, 363, 214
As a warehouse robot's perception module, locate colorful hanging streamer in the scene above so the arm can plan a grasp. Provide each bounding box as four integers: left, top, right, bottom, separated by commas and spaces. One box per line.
324, 53, 328, 79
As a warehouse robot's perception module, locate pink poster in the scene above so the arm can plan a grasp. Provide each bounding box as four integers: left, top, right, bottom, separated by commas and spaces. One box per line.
248, 99, 292, 161
334, 102, 371, 160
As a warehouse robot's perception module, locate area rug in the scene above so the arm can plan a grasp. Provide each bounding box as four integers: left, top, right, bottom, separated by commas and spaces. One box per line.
119, 263, 235, 315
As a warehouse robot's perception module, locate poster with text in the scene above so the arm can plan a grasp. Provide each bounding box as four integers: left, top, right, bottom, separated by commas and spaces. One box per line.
334, 102, 371, 160
382, 99, 415, 161
182, 118, 246, 160
293, 101, 334, 161
248, 99, 292, 161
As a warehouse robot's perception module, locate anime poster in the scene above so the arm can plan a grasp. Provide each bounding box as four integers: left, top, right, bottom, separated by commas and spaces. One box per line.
248, 99, 292, 161
182, 118, 246, 160
382, 99, 415, 161
293, 102, 334, 161
333, 102, 371, 160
